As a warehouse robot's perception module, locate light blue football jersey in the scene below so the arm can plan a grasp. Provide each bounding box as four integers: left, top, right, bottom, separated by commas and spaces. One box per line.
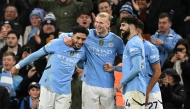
121, 35, 146, 95
82, 29, 124, 88
17, 39, 86, 94
143, 40, 160, 93
59, 30, 124, 88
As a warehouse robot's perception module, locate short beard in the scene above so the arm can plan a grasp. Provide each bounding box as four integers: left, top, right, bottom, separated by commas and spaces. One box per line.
122, 28, 130, 40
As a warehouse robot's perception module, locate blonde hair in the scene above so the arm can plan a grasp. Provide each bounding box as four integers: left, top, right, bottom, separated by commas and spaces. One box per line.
96, 12, 111, 31
97, 12, 112, 22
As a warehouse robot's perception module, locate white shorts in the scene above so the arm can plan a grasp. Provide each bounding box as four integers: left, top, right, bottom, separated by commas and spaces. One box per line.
39, 85, 71, 109
82, 82, 115, 109
123, 90, 145, 109
145, 91, 163, 109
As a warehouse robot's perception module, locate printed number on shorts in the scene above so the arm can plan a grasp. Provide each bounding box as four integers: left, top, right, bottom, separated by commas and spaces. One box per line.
148, 101, 157, 109
125, 99, 130, 107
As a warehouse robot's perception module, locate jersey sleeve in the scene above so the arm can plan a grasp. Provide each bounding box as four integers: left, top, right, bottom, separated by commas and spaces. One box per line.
148, 45, 160, 65
43, 39, 60, 54
129, 44, 142, 59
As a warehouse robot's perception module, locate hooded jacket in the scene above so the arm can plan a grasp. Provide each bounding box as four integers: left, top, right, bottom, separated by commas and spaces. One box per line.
150, 28, 182, 67
161, 68, 187, 109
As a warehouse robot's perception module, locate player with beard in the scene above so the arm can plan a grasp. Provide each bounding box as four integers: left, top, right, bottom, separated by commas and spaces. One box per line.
11, 25, 89, 109
0, 30, 21, 65
104, 15, 146, 109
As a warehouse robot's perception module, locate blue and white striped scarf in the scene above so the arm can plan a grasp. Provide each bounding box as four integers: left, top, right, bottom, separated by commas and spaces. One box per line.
0, 71, 16, 97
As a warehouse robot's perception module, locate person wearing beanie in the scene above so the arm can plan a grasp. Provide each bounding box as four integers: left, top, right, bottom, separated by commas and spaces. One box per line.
20, 82, 40, 109
0, 20, 23, 49
27, 12, 60, 51
23, 8, 45, 45
29, 0, 93, 32
111, 2, 133, 37
159, 68, 187, 109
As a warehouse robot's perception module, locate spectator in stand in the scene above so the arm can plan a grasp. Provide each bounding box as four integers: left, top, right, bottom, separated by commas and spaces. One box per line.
96, 0, 117, 26
150, 13, 182, 68
17, 44, 46, 97
0, 86, 10, 109
162, 39, 190, 109
0, 6, 24, 35
131, 0, 151, 34
0, 52, 23, 109
111, 1, 133, 37
77, 11, 93, 29
23, 8, 44, 45
0, 30, 22, 65
28, 12, 60, 51
144, 0, 190, 35
0, 21, 23, 47
20, 82, 40, 109
29, 0, 93, 32
159, 68, 186, 109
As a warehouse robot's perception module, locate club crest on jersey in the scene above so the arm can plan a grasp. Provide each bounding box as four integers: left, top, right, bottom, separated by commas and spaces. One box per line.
76, 53, 80, 58
70, 51, 74, 56
108, 42, 114, 47
99, 40, 104, 46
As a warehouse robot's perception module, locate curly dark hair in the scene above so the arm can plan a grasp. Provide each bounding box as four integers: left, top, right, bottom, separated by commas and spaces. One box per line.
120, 15, 138, 28
72, 25, 89, 36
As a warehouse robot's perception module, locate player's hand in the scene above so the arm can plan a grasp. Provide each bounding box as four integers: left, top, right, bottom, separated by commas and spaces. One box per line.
76, 66, 83, 77
145, 92, 149, 106
103, 62, 114, 72
64, 36, 72, 46
11, 66, 19, 76
28, 67, 37, 78
115, 83, 122, 92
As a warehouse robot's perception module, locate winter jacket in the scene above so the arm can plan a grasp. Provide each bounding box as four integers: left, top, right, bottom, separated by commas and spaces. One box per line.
29, 0, 93, 32
161, 68, 187, 109
150, 28, 182, 67
27, 28, 59, 51
162, 60, 190, 94
0, 86, 10, 109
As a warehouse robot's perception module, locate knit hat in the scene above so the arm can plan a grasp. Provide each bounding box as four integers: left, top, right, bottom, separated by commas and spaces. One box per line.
42, 12, 56, 28
28, 82, 40, 90
162, 68, 181, 83
120, 2, 133, 15
3, 21, 14, 29
29, 8, 45, 21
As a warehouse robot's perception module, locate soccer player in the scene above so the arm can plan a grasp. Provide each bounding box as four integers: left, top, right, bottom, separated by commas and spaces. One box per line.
60, 12, 124, 109
137, 20, 163, 109
115, 15, 146, 109
11, 25, 89, 109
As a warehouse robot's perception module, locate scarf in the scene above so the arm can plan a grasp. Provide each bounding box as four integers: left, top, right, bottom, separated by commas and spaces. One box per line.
173, 56, 188, 84
0, 71, 16, 97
